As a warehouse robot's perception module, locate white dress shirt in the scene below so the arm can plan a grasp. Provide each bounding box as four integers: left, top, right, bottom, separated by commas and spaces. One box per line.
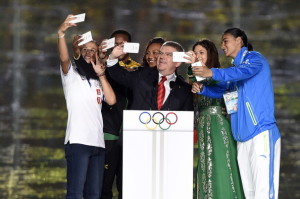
158, 73, 176, 104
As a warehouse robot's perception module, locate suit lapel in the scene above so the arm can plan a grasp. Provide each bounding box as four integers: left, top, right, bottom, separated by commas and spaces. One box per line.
151, 70, 159, 110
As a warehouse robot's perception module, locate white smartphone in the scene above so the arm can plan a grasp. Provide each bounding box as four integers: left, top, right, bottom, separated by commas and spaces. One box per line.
103, 37, 116, 50
191, 61, 203, 67
123, 42, 140, 53
191, 61, 205, 82
172, 52, 191, 62
78, 31, 93, 46
69, 13, 86, 24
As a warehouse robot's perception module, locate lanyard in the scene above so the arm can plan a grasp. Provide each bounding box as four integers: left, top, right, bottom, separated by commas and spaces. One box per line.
223, 49, 249, 114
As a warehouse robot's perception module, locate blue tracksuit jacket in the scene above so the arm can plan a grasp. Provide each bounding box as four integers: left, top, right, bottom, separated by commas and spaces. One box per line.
199, 47, 278, 142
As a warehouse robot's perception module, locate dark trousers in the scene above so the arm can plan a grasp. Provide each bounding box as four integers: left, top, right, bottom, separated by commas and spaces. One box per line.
101, 139, 122, 199
65, 143, 105, 199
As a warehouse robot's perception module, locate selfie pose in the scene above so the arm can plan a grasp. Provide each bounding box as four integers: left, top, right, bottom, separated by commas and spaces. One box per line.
188, 39, 245, 199
192, 28, 281, 199
57, 14, 116, 199
106, 41, 193, 111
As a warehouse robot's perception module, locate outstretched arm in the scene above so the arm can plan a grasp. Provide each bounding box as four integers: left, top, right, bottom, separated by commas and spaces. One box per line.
192, 65, 213, 78
106, 43, 141, 89
57, 14, 77, 74
192, 81, 228, 98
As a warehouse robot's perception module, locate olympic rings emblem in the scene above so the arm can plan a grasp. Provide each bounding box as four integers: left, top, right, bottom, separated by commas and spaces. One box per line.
139, 112, 178, 130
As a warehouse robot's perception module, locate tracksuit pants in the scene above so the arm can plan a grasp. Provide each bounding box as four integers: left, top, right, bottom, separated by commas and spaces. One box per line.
237, 126, 281, 199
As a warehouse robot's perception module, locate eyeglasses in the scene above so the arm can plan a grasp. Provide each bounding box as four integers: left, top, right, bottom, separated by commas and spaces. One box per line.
158, 51, 173, 57
81, 48, 97, 55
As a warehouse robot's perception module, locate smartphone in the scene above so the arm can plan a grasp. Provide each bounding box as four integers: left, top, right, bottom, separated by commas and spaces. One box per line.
123, 42, 140, 53
172, 52, 191, 62
191, 61, 205, 82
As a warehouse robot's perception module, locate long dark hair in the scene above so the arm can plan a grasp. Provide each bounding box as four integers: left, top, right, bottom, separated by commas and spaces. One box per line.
223, 28, 253, 51
192, 39, 221, 68
142, 37, 165, 67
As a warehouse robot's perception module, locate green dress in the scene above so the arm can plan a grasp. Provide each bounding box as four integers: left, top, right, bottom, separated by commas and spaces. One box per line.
188, 67, 245, 199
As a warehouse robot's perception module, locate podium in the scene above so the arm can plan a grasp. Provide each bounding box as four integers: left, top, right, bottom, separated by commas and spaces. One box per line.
123, 110, 194, 199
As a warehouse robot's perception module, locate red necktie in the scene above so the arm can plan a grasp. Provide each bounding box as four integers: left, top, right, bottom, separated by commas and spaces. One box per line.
157, 76, 167, 110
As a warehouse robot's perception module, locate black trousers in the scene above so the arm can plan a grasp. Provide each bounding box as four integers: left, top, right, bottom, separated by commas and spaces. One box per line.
100, 139, 122, 199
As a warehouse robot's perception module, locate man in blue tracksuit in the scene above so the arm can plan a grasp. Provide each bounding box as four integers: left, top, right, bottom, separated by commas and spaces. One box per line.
191, 28, 281, 199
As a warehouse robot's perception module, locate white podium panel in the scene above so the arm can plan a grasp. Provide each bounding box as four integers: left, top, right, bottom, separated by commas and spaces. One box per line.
123, 110, 194, 199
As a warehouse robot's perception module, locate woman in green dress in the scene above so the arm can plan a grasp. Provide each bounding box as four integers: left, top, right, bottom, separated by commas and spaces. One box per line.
188, 39, 245, 199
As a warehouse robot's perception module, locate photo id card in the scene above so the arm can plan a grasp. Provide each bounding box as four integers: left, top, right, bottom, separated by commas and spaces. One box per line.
123, 42, 140, 53
69, 13, 86, 24
103, 37, 116, 50
78, 31, 93, 46
223, 91, 238, 114
191, 61, 205, 82
172, 52, 191, 62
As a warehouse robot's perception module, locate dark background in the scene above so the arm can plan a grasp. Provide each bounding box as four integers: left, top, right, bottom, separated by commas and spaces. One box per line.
0, 0, 299, 198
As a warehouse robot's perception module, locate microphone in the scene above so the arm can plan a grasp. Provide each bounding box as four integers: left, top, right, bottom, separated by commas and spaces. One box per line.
167, 81, 175, 110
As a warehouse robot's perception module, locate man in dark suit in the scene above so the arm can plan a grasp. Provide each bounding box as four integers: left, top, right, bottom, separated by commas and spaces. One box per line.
106, 41, 193, 111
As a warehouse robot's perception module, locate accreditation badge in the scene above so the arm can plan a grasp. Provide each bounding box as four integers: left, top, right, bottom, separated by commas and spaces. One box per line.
223, 91, 238, 114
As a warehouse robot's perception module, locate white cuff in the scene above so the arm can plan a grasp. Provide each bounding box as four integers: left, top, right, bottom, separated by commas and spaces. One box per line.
106, 57, 118, 67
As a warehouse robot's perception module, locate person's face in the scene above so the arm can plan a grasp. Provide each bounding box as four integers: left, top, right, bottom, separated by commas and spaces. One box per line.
157, 46, 181, 76
114, 33, 130, 60
145, 43, 161, 68
221, 33, 242, 58
81, 42, 98, 63
193, 45, 208, 65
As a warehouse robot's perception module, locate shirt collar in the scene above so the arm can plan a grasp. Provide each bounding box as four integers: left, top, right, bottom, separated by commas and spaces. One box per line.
158, 72, 176, 82
233, 47, 248, 66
